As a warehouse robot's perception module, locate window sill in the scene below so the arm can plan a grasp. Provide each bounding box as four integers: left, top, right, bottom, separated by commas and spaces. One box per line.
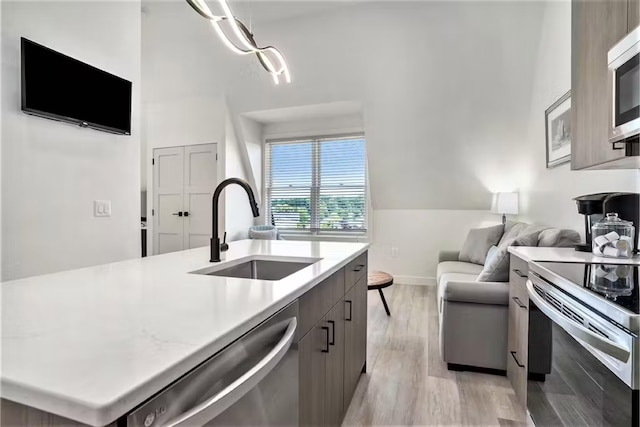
279, 233, 369, 243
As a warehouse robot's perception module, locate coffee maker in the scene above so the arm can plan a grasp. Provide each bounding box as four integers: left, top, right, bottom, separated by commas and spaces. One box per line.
574, 192, 640, 253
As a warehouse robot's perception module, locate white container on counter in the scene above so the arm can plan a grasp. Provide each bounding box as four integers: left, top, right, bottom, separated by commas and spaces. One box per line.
592, 213, 635, 258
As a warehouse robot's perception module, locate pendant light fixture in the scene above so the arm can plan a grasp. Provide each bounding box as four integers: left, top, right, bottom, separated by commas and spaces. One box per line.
186, 0, 291, 84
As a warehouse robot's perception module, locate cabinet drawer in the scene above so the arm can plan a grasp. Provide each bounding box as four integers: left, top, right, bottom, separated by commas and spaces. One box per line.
345, 252, 367, 291
509, 255, 529, 290
510, 278, 528, 312
508, 282, 529, 367
299, 270, 344, 337
327, 269, 345, 311
507, 347, 527, 407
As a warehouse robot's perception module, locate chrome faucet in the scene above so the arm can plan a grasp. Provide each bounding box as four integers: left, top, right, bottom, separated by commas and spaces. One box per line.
211, 178, 260, 262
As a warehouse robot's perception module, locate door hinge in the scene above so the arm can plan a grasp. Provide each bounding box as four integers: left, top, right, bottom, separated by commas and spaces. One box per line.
152, 209, 154, 216
152, 158, 155, 165
216, 154, 218, 161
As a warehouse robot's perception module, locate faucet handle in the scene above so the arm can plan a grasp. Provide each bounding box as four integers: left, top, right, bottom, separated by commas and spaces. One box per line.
220, 232, 229, 252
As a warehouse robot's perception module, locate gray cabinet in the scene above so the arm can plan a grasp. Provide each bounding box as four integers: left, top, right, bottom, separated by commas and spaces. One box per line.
299, 305, 347, 427
299, 272, 344, 338
345, 252, 367, 293
299, 319, 328, 427
571, 0, 631, 169
629, 0, 639, 30
506, 255, 529, 407
506, 255, 553, 408
343, 276, 367, 410
298, 251, 368, 427
325, 303, 345, 427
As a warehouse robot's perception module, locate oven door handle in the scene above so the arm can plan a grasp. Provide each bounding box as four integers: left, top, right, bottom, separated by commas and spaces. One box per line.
526, 280, 630, 363
163, 317, 297, 427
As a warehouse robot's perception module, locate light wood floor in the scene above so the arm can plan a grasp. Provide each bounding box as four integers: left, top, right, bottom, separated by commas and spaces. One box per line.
342, 284, 527, 426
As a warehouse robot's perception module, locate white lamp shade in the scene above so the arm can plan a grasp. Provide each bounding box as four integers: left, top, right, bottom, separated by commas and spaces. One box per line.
491, 192, 519, 215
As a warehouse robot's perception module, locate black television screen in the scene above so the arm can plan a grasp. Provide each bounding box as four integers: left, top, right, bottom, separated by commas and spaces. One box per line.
21, 38, 132, 135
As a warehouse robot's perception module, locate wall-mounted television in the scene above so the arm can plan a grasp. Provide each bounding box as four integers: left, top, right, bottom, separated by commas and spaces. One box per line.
21, 38, 132, 135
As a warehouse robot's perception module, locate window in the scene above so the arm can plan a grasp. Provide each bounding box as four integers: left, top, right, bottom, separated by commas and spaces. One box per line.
265, 134, 367, 235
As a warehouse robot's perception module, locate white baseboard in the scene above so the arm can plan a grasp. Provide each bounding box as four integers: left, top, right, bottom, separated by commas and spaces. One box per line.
393, 275, 436, 286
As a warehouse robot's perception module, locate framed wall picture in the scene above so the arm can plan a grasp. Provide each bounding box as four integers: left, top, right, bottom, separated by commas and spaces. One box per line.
545, 90, 571, 168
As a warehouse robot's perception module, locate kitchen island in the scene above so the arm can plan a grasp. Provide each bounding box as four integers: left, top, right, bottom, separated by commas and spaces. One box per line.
0, 240, 369, 426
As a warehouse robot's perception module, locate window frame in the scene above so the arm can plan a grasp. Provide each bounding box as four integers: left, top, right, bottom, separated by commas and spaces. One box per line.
263, 132, 369, 239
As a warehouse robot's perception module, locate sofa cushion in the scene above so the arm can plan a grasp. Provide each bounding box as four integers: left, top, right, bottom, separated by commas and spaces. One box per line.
442, 279, 511, 306
520, 224, 550, 237
458, 224, 505, 265
538, 228, 581, 247
437, 261, 484, 283
478, 232, 540, 282
498, 221, 529, 246
437, 272, 479, 312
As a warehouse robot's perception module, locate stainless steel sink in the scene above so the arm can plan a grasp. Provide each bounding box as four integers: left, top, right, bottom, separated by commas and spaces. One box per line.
190, 256, 321, 281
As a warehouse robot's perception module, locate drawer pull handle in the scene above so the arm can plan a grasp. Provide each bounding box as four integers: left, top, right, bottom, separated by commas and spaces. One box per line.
353, 264, 365, 272
513, 269, 528, 278
510, 351, 525, 368
512, 296, 527, 309
345, 300, 352, 321
328, 320, 335, 345
321, 326, 330, 353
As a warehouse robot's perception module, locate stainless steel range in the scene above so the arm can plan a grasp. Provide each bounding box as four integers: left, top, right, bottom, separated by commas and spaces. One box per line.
527, 262, 639, 426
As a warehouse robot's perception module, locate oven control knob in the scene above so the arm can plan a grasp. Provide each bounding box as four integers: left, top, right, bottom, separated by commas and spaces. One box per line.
144, 413, 155, 427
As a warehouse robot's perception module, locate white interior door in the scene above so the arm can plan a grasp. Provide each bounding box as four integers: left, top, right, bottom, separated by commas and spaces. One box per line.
153, 147, 185, 255
183, 144, 218, 249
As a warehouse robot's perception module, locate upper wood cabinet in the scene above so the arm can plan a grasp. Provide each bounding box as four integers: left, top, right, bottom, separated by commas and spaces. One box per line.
629, 0, 639, 30
571, 0, 629, 170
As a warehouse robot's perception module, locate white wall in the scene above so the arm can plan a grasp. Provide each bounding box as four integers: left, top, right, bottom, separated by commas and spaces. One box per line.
518, 1, 639, 234
262, 113, 365, 140
371, 209, 502, 284
224, 112, 256, 241
226, 1, 546, 210
141, 1, 231, 192
142, 2, 255, 250
221, 1, 545, 282
1, 1, 141, 281
0, 0, 3, 281
239, 116, 264, 203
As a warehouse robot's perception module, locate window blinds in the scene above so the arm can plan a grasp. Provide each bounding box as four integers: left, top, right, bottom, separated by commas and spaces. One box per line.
265, 135, 367, 234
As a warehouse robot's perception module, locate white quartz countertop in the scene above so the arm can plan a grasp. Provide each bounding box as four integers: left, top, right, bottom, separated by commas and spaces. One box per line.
508, 246, 640, 265
0, 240, 369, 426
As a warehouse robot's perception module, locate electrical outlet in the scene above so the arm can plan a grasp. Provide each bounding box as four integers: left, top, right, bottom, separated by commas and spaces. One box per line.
391, 244, 399, 258
94, 200, 112, 217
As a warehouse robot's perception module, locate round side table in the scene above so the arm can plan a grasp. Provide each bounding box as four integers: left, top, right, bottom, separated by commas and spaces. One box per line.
368, 271, 394, 316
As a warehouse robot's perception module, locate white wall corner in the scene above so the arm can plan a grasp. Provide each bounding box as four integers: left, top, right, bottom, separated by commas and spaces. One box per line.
223, 106, 257, 241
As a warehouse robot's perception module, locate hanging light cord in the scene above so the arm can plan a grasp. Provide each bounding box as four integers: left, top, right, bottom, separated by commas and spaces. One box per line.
185, 0, 291, 84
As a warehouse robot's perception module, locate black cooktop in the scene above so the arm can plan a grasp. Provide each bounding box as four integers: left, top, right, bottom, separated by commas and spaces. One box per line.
537, 262, 639, 315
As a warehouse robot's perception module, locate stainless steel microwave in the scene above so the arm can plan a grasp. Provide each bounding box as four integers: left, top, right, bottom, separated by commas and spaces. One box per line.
609, 26, 640, 144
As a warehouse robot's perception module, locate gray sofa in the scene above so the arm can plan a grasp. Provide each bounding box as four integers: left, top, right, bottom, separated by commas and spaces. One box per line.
436, 221, 579, 372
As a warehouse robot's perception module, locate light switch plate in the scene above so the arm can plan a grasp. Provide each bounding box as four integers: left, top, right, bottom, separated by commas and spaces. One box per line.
94, 200, 112, 217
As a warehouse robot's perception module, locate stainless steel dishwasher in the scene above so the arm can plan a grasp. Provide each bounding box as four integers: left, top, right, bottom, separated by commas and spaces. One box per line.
125, 301, 298, 427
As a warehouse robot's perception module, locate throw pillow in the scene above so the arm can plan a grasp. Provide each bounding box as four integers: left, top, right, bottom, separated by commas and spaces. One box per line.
485, 245, 499, 266
477, 232, 539, 282
458, 224, 505, 265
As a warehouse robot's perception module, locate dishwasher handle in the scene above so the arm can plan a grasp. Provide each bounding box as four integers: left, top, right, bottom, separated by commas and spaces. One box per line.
163, 317, 297, 427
